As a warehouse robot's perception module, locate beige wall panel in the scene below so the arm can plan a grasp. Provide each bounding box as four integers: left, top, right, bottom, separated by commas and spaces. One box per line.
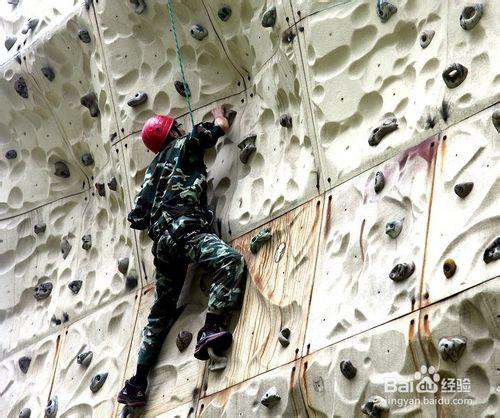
155, 402, 195, 418
290, 0, 352, 20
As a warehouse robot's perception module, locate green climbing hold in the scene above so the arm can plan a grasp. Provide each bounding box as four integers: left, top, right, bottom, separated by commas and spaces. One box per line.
262, 6, 277, 28
250, 227, 272, 254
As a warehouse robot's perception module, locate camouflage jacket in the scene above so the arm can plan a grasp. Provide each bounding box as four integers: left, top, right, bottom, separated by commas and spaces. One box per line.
128, 122, 224, 242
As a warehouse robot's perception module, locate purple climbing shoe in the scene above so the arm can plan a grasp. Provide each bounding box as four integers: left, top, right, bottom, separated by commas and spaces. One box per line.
117, 379, 147, 407
194, 324, 232, 361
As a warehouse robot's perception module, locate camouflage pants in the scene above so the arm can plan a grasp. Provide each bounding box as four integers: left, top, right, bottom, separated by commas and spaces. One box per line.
137, 231, 246, 366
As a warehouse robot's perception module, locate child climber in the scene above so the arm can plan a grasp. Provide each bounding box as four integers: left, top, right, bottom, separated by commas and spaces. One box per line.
117, 105, 246, 407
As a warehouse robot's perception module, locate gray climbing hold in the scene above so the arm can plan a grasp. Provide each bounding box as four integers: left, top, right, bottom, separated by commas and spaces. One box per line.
14, 77, 28, 99
63, 312, 69, 322
483, 237, 500, 264
261, 386, 281, 408
18, 356, 31, 374
126, 270, 138, 289
77, 350, 93, 366
280, 114, 292, 128
84, 0, 92, 10
127, 91, 147, 108
110, 132, 118, 142
21, 18, 39, 35
174, 81, 190, 97
45, 396, 58, 418
262, 6, 277, 28
238, 135, 257, 164
81, 153, 94, 166
440, 99, 450, 122
439, 336, 466, 362
19, 408, 31, 418
90, 372, 108, 393
5, 149, 17, 159
282, 28, 296, 44
278, 328, 290, 347
95, 182, 106, 196
250, 227, 272, 254
41, 66, 55, 81
225, 109, 237, 127
82, 234, 92, 250
376, 0, 397, 23
443, 259, 457, 278
385, 219, 403, 239
130, 0, 146, 14
176, 330, 193, 352
389, 262, 415, 282
419, 30, 435, 49
460, 4, 483, 30
5, 35, 16, 51
454, 182, 473, 198
492, 110, 500, 133
340, 360, 357, 379
34, 223, 46, 234
61, 238, 72, 259
442, 63, 468, 89
218, 5, 231, 21
374, 171, 385, 194
368, 117, 398, 146
361, 395, 389, 417
190, 24, 208, 41
54, 161, 70, 178
68, 280, 83, 294
78, 29, 91, 43
34, 282, 53, 300
107, 177, 118, 191
207, 347, 227, 372
51, 315, 61, 326
80, 92, 100, 117
117, 257, 129, 275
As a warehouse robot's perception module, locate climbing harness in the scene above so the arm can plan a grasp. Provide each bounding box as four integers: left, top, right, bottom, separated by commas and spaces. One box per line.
166, 0, 195, 129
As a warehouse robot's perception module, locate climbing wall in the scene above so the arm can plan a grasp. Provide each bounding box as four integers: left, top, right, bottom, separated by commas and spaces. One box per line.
0, 0, 499, 417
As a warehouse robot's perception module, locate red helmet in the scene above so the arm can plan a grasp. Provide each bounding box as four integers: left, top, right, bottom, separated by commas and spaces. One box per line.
141, 114, 176, 153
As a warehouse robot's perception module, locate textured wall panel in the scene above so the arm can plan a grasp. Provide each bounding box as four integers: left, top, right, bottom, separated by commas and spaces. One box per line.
305, 137, 437, 354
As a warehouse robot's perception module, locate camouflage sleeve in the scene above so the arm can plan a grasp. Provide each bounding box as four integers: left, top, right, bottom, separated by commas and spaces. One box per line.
127, 158, 158, 230
187, 122, 225, 152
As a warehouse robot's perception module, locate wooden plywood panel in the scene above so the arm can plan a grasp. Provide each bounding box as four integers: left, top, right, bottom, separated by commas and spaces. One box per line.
305, 137, 437, 354
205, 197, 323, 396
155, 402, 195, 418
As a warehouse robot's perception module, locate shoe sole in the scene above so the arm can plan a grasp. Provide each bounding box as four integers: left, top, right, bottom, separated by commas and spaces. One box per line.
117, 395, 146, 407
194, 331, 232, 361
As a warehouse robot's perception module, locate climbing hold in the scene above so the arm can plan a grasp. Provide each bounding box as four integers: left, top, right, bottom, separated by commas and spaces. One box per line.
34, 282, 53, 300
110, 132, 118, 142
5, 35, 16, 51
68, 280, 83, 294
41, 66, 55, 81
127, 91, 148, 107
21, 18, 39, 35
250, 227, 272, 254
425, 114, 436, 129
439, 336, 466, 362
130, 0, 146, 14
14, 77, 28, 99
460, 4, 483, 30
361, 395, 389, 416
77, 350, 93, 367
51, 315, 61, 326
440, 99, 450, 122
54, 161, 70, 178
376, 0, 397, 23
207, 347, 227, 372
280, 114, 292, 128
45, 396, 58, 418
218, 5, 232, 21
274, 242, 286, 262
174, 81, 190, 98
225, 109, 237, 127
419, 30, 435, 49
190, 24, 208, 41
95, 182, 106, 196
84, 0, 92, 10
126, 270, 138, 289
82, 234, 92, 250
63, 312, 69, 322
385, 219, 403, 239
176, 330, 193, 352
313, 376, 324, 393
368, 117, 398, 146
34, 223, 46, 234
18, 356, 31, 374
5, 149, 17, 159
454, 182, 473, 198
282, 28, 296, 44
118, 257, 129, 275
389, 262, 415, 282
90, 372, 108, 393
374, 171, 385, 194
340, 360, 357, 379
278, 328, 291, 347
81, 153, 94, 166
443, 259, 457, 278
442, 63, 468, 89
238, 135, 257, 164
262, 6, 277, 28
491, 110, 500, 133
61, 238, 72, 259
19, 408, 31, 418
483, 237, 500, 264
107, 177, 118, 191
8, 0, 19, 5
80, 92, 100, 117
261, 387, 281, 408
78, 29, 91, 43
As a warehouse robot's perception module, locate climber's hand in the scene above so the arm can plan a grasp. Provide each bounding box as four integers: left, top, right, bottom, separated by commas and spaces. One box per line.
211, 105, 229, 133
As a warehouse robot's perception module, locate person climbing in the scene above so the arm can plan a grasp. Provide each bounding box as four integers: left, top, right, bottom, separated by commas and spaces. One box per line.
117, 105, 246, 407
